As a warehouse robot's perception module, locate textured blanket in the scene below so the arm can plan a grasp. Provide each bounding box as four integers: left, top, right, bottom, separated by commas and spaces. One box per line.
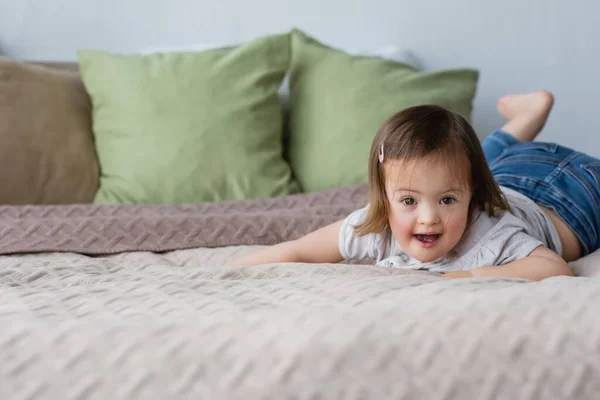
0, 184, 368, 255
1, 185, 599, 400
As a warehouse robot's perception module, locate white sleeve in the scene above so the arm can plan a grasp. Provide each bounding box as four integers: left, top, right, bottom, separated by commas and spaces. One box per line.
338, 206, 376, 261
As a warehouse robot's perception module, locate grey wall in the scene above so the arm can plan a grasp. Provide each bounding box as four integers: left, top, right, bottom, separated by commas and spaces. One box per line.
1, 0, 598, 154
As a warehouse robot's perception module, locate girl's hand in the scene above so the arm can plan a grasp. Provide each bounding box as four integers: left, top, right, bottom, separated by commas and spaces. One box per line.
441, 270, 474, 279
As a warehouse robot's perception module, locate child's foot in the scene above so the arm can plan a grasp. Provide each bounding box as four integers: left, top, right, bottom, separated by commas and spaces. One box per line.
497, 90, 554, 142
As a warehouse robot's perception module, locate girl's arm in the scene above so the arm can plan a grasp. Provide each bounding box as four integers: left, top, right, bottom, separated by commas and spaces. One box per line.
225, 220, 345, 266
443, 246, 574, 280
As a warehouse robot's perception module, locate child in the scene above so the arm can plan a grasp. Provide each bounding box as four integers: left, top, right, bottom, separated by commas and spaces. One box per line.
228, 91, 597, 281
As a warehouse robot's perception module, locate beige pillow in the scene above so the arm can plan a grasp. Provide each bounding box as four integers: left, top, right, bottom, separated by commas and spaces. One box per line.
0, 57, 98, 204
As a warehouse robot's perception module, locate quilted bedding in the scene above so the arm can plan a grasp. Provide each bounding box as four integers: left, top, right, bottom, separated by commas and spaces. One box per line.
0, 185, 599, 400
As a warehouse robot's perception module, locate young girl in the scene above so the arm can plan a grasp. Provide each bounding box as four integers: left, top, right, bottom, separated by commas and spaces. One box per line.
228, 91, 597, 281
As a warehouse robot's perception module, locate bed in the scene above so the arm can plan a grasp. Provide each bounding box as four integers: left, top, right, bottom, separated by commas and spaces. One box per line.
1, 184, 599, 400
2, 34, 600, 399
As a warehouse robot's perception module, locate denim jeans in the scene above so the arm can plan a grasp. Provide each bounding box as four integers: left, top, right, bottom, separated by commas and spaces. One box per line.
482, 129, 600, 256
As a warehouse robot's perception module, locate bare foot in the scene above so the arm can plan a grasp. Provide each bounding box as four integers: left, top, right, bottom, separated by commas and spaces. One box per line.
497, 90, 554, 142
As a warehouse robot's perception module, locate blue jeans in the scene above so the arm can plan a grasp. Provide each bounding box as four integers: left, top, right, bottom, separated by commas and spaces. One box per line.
482, 129, 600, 256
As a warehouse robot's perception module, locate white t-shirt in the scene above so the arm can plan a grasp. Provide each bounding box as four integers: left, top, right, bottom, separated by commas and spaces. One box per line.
338, 186, 563, 273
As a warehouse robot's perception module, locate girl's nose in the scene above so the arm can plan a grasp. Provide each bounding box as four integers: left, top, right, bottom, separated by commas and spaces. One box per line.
418, 205, 441, 225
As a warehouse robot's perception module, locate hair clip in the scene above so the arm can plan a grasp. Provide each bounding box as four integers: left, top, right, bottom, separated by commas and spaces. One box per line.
379, 143, 385, 163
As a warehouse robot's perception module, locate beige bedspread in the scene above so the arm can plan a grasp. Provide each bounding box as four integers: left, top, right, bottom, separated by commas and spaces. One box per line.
1, 185, 599, 399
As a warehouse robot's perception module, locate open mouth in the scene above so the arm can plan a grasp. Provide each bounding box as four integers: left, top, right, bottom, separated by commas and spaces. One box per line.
414, 234, 441, 245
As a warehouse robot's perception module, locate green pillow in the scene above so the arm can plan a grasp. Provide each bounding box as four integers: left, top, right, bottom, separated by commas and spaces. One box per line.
287, 29, 479, 193
78, 33, 299, 204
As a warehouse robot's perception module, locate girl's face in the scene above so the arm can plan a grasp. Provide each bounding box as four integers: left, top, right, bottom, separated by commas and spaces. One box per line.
383, 155, 472, 263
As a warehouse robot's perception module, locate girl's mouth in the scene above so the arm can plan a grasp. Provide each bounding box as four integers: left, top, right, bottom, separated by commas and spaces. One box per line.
414, 234, 441, 247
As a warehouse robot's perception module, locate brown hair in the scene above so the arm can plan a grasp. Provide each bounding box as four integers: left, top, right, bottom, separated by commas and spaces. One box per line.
355, 104, 510, 236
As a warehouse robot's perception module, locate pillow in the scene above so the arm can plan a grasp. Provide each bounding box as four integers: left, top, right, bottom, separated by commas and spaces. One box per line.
287, 29, 480, 193
0, 57, 99, 204
281, 43, 421, 112
78, 32, 298, 204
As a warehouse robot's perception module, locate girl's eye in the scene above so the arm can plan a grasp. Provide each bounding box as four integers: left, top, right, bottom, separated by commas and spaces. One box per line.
441, 197, 456, 205
401, 198, 415, 206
